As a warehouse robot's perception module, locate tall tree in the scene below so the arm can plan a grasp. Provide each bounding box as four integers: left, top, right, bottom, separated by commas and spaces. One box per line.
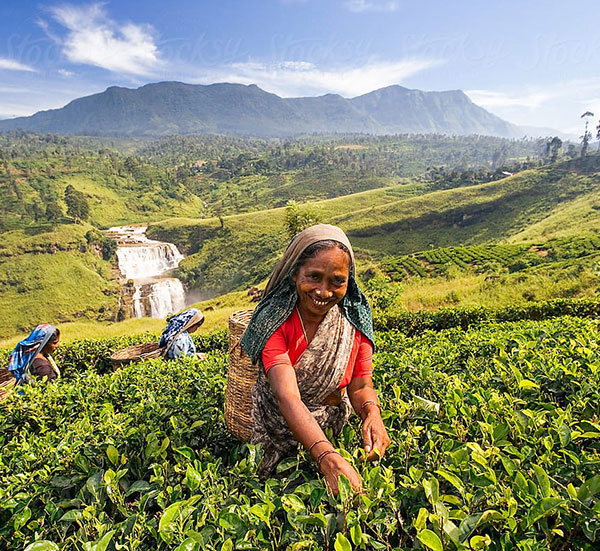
580, 111, 594, 157
64, 184, 90, 222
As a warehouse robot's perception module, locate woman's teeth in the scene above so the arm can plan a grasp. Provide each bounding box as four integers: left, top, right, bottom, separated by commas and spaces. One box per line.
311, 296, 328, 307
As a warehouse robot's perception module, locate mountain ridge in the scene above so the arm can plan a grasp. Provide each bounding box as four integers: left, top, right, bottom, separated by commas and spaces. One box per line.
0, 81, 523, 138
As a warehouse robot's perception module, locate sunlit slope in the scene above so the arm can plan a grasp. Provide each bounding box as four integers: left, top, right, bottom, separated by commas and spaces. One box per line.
150, 167, 600, 293
507, 188, 600, 243
0, 251, 119, 337
338, 169, 600, 253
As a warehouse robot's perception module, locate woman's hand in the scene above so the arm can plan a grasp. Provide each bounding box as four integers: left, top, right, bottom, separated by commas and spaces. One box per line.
347, 377, 391, 461
362, 407, 391, 461
319, 452, 362, 496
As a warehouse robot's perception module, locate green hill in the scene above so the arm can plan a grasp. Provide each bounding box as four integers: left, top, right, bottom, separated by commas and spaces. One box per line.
0, 132, 594, 340
148, 166, 600, 295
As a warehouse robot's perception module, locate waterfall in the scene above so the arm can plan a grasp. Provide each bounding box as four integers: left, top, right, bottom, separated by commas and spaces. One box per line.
107, 225, 188, 319
147, 279, 187, 318
116, 243, 184, 280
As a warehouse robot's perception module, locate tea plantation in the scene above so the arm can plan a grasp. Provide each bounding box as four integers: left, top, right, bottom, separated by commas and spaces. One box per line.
1, 307, 600, 550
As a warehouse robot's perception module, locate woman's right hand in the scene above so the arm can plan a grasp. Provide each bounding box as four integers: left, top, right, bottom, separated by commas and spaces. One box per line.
319, 452, 362, 496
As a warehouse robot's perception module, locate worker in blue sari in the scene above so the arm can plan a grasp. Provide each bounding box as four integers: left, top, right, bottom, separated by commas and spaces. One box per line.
159, 308, 205, 359
8, 324, 61, 384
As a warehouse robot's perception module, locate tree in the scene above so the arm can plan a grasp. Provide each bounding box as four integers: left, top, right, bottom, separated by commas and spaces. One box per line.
545, 136, 562, 163
284, 200, 322, 240
45, 201, 62, 224
580, 111, 594, 157
64, 184, 89, 222
101, 238, 118, 260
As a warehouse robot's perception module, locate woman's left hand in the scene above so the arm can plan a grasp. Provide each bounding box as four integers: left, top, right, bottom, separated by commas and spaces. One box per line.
362, 410, 390, 461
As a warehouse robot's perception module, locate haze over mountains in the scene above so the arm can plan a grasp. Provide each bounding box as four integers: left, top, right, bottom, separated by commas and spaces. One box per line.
0, 81, 533, 139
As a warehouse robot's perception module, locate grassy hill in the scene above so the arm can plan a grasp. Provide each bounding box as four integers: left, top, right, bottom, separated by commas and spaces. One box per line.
148, 165, 600, 296
0, 222, 120, 337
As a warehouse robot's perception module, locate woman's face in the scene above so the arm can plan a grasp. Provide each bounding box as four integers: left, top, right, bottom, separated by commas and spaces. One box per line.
293, 247, 350, 319
188, 322, 201, 334
42, 336, 60, 355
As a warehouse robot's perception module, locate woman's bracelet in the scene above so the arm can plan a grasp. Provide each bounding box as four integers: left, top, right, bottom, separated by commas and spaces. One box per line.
307, 439, 329, 456
316, 449, 340, 469
359, 400, 381, 420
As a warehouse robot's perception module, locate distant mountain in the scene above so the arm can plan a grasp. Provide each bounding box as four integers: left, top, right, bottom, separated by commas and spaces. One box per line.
0, 81, 524, 138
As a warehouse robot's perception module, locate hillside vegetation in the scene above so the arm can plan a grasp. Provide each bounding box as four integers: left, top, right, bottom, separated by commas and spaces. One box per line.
149, 165, 600, 296
0, 132, 594, 340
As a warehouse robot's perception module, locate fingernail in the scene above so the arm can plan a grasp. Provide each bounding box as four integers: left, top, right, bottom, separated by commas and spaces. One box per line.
365, 446, 371, 452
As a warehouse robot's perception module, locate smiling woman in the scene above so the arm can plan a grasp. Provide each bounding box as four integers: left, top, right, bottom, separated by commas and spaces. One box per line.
240, 224, 390, 496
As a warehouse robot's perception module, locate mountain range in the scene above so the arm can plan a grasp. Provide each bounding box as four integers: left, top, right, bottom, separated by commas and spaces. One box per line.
0, 81, 530, 138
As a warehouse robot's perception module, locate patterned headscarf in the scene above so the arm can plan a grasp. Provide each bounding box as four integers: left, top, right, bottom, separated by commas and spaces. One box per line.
159, 308, 204, 351
240, 224, 374, 364
8, 324, 58, 383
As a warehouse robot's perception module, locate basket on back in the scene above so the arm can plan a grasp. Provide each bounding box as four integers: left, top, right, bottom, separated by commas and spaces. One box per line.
110, 342, 162, 370
225, 309, 256, 442
0, 368, 15, 401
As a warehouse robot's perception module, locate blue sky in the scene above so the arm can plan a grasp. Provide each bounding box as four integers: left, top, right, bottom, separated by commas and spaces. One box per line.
0, 0, 598, 134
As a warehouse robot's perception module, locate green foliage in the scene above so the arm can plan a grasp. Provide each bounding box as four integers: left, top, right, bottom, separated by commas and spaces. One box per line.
85, 229, 118, 261
2, 315, 600, 549
44, 201, 63, 223
362, 275, 403, 310
0, 251, 120, 337
284, 200, 322, 240
374, 297, 600, 334
64, 184, 89, 222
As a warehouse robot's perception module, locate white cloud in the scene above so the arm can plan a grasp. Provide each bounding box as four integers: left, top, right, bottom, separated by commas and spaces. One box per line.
43, 3, 161, 76
0, 58, 36, 72
465, 79, 600, 134
344, 0, 399, 13
58, 69, 75, 77
466, 89, 552, 109
192, 58, 440, 97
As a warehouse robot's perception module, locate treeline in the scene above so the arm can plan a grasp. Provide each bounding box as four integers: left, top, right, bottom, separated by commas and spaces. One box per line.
0, 131, 549, 230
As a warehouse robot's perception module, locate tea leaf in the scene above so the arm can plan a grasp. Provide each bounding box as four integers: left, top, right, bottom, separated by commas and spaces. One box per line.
577, 475, 600, 502
24, 542, 59, 551
417, 529, 443, 551
334, 533, 352, 551
106, 445, 119, 467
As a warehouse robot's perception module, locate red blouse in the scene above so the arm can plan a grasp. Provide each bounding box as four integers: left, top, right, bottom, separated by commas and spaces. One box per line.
261, 308, 373, 389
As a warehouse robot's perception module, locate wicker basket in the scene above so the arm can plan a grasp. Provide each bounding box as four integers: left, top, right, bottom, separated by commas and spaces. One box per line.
0, 368, 15, 401
110, 342, 162, 370
225, 309, 256, 442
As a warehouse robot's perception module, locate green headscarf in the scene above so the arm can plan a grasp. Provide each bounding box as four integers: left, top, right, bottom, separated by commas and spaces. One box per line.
240, 224, 374, 364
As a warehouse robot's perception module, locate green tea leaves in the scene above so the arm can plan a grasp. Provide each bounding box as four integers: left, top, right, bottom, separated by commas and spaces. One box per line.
417, 529, 443, 551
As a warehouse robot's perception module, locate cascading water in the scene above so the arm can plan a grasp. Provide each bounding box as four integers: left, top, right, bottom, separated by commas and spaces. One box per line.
107, 226, 187, 319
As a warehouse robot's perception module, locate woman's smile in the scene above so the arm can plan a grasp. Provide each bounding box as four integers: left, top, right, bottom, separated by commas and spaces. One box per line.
309, 294, 331, 307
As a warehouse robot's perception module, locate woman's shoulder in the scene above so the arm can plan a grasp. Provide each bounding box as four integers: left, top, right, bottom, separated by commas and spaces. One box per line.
30, 356, 56, 379
31, 355, 51, 367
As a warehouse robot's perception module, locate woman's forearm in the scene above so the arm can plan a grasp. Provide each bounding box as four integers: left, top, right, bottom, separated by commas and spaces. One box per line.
348, 379, 380, 420
277, 395, 333, 456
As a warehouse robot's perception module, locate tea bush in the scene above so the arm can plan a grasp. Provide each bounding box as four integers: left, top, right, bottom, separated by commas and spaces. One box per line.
373, 297, 600, 335
1, 317, 600, 549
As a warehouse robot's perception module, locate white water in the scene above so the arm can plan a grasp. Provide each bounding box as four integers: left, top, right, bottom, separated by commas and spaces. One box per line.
116, 243, 184, 280
107, 226, 187, 319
